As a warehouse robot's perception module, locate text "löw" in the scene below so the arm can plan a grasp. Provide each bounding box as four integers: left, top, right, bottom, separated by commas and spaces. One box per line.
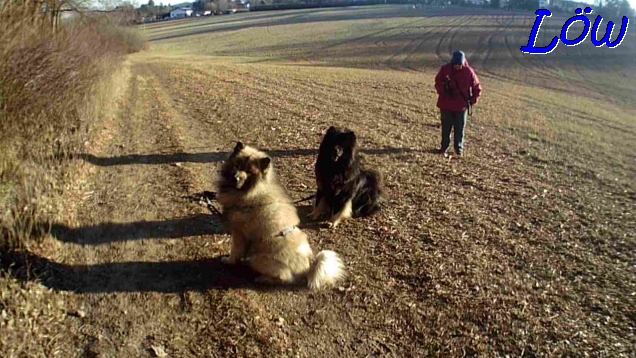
521, 7, 629, 54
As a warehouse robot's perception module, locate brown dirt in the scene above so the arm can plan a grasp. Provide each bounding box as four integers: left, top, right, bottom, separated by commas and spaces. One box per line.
2, 6, 635, 358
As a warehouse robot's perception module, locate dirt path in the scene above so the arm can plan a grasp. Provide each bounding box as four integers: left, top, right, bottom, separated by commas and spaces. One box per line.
43, 62, 237, 355
36, 59, 390, 357
16, 41, 634, 357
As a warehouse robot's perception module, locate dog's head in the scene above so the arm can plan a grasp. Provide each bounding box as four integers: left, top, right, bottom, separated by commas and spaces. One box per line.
319, 126, 357, 164
219, 141, 272, 191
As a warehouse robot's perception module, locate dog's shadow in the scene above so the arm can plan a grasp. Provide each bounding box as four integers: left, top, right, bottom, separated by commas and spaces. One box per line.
13, 195, 337, 294
3, 252, 311, 294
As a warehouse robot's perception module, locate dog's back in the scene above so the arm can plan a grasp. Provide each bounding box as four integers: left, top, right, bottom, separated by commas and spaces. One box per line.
351, 168, 384, 217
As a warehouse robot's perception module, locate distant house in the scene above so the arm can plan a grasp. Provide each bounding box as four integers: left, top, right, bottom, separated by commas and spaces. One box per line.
551, 0, 589, 11
60, 10, 78, 22
170, 7, 193, 18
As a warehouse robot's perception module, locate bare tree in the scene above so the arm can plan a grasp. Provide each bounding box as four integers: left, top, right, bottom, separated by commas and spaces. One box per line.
204, 1, 218, 12
215, 0, 228, 12
1, 0, 93, 31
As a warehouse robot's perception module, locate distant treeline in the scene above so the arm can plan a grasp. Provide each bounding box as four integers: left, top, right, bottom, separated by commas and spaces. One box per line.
248, 0, 633, 17
249, 0, 436, 12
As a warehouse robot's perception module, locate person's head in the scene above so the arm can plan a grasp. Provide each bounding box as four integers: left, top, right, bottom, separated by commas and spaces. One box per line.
450, 50, 465, 70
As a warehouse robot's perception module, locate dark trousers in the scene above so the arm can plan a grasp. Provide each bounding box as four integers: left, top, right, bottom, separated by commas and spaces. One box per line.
440, 109, 467, 154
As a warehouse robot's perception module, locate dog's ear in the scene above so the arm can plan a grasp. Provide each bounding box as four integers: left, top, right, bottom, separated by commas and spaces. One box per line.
258, 157, 271, 173
327, 126, 337, 135
233, 141, 245, 154
345, 131, 357, 145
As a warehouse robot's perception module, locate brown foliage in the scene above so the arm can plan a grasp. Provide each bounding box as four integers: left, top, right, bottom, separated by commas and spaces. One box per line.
0, 3, 146, 254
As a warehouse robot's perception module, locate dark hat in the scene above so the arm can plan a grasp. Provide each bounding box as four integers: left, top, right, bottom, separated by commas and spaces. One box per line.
451, 50, 465, 65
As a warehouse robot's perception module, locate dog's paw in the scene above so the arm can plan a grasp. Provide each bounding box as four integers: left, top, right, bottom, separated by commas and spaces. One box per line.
221, 256, 236, 265
326, 221, 339, 229
255, 275, 278, 285
308, 210, 321, 221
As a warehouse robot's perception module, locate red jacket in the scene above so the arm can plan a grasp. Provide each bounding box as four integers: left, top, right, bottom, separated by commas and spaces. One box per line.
435, 60, 482, 112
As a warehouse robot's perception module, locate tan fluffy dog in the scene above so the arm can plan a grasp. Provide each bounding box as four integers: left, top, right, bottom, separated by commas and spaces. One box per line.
215, 142, 346, 290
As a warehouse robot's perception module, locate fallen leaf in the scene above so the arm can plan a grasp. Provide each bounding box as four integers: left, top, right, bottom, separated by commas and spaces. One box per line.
151, 345, 168, 358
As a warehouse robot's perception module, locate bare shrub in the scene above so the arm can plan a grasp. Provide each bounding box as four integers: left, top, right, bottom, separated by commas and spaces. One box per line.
0, 3, 146, 254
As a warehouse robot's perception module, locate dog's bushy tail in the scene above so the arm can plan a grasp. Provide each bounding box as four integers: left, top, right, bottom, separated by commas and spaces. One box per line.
353, 169, 384, 217
306, 250, 346, 290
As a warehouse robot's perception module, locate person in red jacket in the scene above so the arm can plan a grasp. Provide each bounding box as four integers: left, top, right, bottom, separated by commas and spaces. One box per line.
434, 50, 482, 157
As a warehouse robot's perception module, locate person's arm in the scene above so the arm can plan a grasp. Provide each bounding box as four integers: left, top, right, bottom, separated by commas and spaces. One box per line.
434, 67, 446, 96
470, 68, 482, 105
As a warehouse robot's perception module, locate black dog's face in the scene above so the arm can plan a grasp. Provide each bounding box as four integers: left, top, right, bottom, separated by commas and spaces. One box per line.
332, 145, 344, 162
322, 126, 357, 164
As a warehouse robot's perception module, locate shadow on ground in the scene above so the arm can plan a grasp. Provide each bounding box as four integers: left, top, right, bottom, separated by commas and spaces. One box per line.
1, 252, 309, 294
50, 214, 223, 245
22, 203, 331, 293
74, 147, 417, 166
48, 196, 332, 246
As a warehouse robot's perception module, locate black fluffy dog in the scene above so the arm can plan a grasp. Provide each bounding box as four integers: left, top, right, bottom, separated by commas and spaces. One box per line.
308, 126, 384, 228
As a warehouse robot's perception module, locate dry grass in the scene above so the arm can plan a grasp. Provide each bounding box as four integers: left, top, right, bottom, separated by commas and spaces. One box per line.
1, 5, 635, 358
0, 5, 146, 254
0, 5, 146, 356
